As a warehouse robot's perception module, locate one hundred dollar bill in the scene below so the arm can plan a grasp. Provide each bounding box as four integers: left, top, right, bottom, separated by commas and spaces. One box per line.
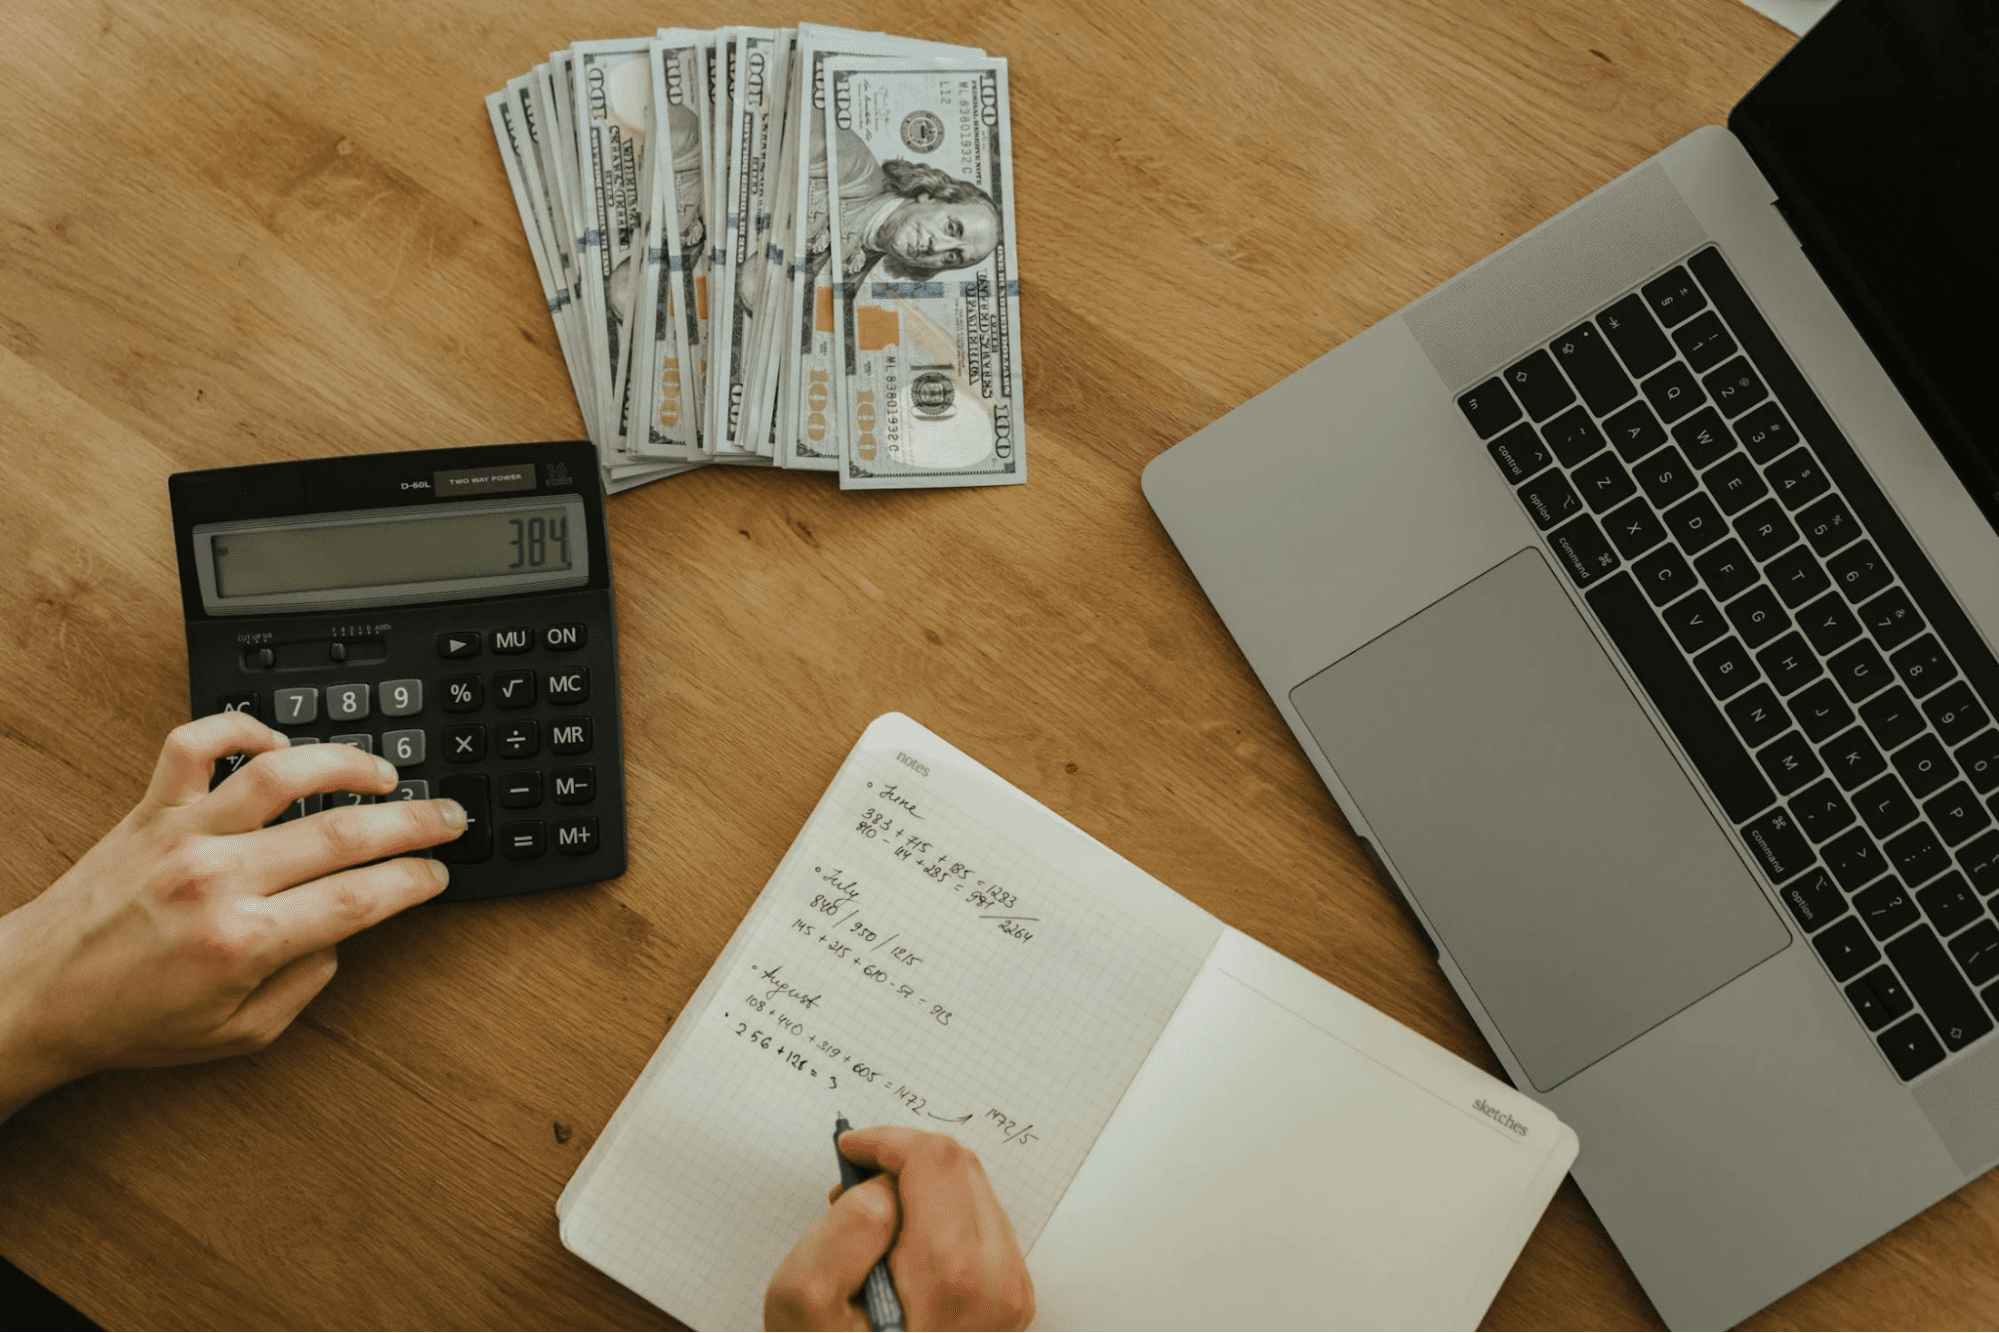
710, 28, 785, 456
780, 28, 984, 470
824, 57, 1024, 489
572, 39, 655, 453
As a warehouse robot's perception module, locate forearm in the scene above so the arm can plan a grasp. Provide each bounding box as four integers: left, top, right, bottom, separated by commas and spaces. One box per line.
0, 903, 75, 1126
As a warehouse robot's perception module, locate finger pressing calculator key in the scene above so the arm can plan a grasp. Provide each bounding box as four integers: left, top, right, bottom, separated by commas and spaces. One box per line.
170, 441, 628, 901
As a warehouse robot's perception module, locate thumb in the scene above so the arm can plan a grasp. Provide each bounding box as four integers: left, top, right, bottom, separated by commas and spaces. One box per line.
767, 1176, 900, 1329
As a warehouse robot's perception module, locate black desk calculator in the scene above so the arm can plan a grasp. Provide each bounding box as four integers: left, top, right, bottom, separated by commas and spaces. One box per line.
169, 441, 626, 900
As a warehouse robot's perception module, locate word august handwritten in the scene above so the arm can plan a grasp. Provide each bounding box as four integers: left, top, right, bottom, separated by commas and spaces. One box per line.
855, 781, 1038, 943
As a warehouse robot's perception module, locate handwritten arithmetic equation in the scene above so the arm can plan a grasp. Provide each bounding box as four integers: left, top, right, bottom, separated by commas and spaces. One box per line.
728, 968, 1036, 1147
853, 781, 1038, 943
797, 865, 954, 1026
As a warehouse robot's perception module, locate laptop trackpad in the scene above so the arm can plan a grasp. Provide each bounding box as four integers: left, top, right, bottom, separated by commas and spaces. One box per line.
1291, 548, 1790, 1091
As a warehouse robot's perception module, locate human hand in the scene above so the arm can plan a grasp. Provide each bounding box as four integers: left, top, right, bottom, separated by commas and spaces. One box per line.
0, 712, 465, 1120
765, 1125, 1034, 1331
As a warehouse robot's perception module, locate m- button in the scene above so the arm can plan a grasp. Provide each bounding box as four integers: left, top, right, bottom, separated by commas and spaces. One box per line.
552, 766, 596, 805
545, 667, 590, 705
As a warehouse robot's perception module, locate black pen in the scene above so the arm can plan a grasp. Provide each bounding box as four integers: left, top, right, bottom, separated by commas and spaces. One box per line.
834, 1115, 907, 1332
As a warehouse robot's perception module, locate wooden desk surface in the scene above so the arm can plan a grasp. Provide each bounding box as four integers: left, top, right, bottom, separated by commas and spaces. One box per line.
3, 0, 1994, 1327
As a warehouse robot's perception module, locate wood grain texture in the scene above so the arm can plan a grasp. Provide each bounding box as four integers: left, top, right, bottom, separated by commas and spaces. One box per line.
2, 0, 1994, 1327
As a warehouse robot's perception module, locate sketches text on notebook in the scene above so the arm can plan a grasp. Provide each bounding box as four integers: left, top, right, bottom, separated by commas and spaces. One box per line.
556, 713, 1578, 1329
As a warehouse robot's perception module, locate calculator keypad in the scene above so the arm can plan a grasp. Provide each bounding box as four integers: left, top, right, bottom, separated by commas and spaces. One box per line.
274, 687, 318, 725
326, 683, 371, 721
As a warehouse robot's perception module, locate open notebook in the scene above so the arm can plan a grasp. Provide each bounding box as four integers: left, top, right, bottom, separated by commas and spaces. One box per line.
558, 714, 1578, 1329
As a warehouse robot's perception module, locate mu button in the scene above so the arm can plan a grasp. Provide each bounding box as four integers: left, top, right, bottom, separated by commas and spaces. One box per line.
545, 667, 590, 705
552, 766, 596, 805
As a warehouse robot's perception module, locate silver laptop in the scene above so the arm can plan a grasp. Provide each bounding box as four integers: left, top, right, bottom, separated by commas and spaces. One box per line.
1142, 2, 1999, 1326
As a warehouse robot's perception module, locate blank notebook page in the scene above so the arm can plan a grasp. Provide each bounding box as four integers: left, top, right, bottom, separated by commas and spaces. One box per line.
559, 714, 1221, 1330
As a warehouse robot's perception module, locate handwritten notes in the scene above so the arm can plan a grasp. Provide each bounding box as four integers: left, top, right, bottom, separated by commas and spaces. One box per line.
559, 715, 1220, 1330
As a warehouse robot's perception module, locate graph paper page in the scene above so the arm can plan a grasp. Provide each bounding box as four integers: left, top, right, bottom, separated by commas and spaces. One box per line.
560, 713, 1222, 1330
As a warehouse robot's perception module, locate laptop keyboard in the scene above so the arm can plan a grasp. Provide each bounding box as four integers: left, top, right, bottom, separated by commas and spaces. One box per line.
1457, 246, 1999, 1083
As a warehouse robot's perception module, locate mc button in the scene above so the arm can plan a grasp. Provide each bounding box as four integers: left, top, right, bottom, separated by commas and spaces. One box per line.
545, 667, 590, 706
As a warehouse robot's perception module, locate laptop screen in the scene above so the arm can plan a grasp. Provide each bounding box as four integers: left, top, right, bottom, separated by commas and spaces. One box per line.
1731, 0, 1998, 528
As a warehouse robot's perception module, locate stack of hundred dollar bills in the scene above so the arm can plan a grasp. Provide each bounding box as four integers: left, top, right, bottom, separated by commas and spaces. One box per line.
485, 25, 1024, 494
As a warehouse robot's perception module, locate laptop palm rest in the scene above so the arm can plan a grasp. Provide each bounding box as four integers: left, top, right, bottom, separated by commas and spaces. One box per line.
1291, 548, 1791, 1091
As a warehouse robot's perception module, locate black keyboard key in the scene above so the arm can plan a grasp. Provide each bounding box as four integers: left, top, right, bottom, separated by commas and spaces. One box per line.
1859, 686, 1925, 752
1891, 734, 1958, 799
1603, 498, 1669, 560
440, 673, 484, 712
1671, 311, 1737, 373
1854, 878, 1921, 941
1961, 829, 1999, 894
1642, 362, 1706, 424
1781, 866, 1848, 933
1571, 452, 1637, 513
1756, 632, 1823, 697
1548, 515, 1621, 588
1604, 399, 1668, 461
1519, 471, 1584, 531
1854, 773, 1919, 838
1823, 825, 1889, 891
1815, 916, 1882, 982
1585, 572, 1776, 822
1796, 591, 1862, 657
1632, 445, 1697, 509
435, 774, 494, 864
1887, 822, 1952, 887
1757, 731, 1824, 796
443, 723, 488, 763
1791, 777, 1856, 843
1823, 725, 1888, 790
1540, 404, 1606, 467
1859, 587, 1923, 651
1661, 587, 1727, 648
1741, 807, 1815, 883
1599, 292, 1674, 376
1889, 634, 1955, 700
1847, 965, 1914, 1030
1950, 920, 1999, 985
1956, 731, 1999, 795
1886, 926, 1993, 1051
1733, 400, 1801, 464
1458, 378, 1522, 438
1763, 547, 1831, 610
1664, 492, 1728, 554
1487, 421, 1551, 483
1765, 447, 1831, 510
1642, 266, 1707, 327
1878, 1013, 1945, 1079
1826, 540, 1891, 602
1504, 349, 1576, 422
1551, 321, 1636, 416
1694, 538, 1759, 604
1726, 683, 1792, 749
1922, 680, 1987, 746
1919, 871, 1984, 936
1637, 546, 1701, 611
1734, 498, 1800, 563
1829, 638, 1893, 702
1790, 678, 1855, 744
1796, 493, 1860, 557
1702, 356, 1768, 419
1725, 587, 1791, 650
1925, 784, 1992, 848
1703, 452, 1768, 516
1694, 636, 1759, 700
1672, 406, 1736, 469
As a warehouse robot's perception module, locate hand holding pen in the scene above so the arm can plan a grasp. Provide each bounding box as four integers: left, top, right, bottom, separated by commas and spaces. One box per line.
764, 1123, 1035, 1331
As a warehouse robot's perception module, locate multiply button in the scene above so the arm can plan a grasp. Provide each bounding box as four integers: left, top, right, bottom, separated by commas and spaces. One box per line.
552, 766, 596, 805
493, 669, 537, 709
491, 627, 534, 654
436, 775, 492, 863
554, 816, 599, 855
496, 721, 539, 759
544, 623, 587, 650
436, 632, 481, 659
545, 667, 590, 705
548, 717, 593, 754
443, 724, 487, 762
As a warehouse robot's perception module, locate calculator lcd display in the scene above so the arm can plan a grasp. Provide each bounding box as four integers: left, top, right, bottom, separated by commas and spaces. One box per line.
193, 494, 589, 614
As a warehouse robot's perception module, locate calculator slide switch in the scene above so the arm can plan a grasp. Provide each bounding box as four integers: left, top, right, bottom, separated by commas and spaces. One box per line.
436, 775, 492, 863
